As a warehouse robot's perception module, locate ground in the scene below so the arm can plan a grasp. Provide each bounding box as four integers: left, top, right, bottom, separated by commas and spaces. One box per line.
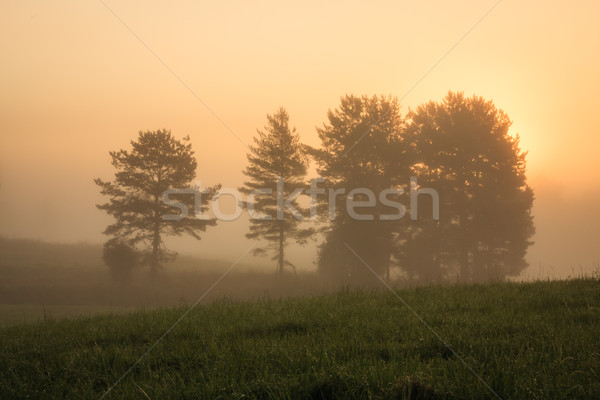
1, 278, 599, 399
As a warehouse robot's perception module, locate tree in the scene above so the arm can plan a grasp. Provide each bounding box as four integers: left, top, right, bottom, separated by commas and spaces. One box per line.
405, 92, 535, 281
95, 129, 218, 276
309, 95, 411, 284
240, 108, 313, 274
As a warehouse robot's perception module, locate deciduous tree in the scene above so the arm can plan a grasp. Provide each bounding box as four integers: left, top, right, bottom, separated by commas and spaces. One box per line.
405, 92, 535, 281
309, 95, 411, 283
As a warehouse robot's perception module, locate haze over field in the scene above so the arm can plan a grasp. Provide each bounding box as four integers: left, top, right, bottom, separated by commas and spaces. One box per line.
1, 1, 599, 278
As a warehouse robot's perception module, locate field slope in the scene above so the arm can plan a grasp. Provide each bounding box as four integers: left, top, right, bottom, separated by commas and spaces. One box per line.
1, 279, 599, 399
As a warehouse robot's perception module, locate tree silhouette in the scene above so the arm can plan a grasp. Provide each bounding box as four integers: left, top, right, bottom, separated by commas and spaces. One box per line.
240, 108, 314, 274
309, 95, 411, 283
95, 130, 218, 276
404, 92, 535, 281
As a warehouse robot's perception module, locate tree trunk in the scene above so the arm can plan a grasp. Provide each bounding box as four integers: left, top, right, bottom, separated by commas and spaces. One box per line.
151, 223, 160, 278
278, 222, 284, 275
151, 194, 161, 278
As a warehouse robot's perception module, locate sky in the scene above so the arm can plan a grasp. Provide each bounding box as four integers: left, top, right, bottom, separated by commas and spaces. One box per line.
1, 1, 599, 278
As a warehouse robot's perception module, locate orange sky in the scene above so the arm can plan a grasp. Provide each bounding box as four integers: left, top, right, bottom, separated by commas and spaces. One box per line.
1, 1, 599, 277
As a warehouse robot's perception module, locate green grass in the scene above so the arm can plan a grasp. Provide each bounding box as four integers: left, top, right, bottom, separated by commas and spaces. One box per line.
1, 279, 599, 399
0, 305, 138, 328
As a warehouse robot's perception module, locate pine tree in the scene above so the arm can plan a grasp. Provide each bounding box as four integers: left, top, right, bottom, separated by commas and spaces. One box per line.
95, 129, 218, 276
241, 108, 314, 274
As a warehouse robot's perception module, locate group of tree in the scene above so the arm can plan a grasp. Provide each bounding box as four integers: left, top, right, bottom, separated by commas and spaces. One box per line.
401, 93, 534, 282
95, 91, 534, 284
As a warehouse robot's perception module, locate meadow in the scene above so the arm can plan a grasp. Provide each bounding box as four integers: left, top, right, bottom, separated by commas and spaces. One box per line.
1, 278, 599, 399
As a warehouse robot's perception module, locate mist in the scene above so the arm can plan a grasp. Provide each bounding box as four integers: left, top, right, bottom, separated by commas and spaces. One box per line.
0, 148, 597, 281
0, 0, 598, 306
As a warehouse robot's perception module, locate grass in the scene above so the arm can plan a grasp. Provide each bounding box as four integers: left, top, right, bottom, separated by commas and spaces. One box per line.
0, 305, 138, 328
1, 278, 599, 399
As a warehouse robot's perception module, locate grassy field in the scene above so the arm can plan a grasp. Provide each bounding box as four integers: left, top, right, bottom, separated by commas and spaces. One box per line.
1, 278, 599, 399
0, 304, 139, 328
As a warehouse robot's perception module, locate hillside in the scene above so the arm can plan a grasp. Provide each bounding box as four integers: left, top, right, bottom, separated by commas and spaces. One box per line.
1, 278, 599, 399
0, 237, 324, 309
